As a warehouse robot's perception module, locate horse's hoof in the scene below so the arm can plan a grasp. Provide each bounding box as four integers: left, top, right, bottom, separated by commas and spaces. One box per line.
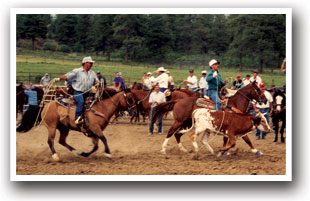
52, 153, 60, 161
255, 151, 263, 156
192, 155, 199, 160
105, 153, 112, 160
160, 150, 166, 155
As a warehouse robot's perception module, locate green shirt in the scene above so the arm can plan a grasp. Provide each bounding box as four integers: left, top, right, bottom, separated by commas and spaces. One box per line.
206, 69, 226, 90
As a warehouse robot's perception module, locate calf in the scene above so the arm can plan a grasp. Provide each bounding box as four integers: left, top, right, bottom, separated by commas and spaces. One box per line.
179, 108, 271, 159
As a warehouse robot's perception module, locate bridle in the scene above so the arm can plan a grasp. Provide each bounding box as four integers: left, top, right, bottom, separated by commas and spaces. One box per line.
123, 92, 136, 111
232, 85, 262, 104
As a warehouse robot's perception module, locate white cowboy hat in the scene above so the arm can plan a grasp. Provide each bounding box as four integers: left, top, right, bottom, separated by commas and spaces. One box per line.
156, 66, 167, 72
201, 70, 207, 74
209, 59, 219, 67
82, 56, 95, 64
147, 72, 152, 75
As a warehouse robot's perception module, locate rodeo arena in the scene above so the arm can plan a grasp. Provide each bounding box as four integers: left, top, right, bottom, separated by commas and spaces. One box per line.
15, 56, 287, 176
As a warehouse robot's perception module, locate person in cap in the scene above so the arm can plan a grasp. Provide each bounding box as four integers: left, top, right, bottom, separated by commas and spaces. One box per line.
252, 82, 273, 140
199, 70, 208, 96
153, 67, 169, 92
143, 72, 153, 90
232, 74, 242, 89
40, 73, 51, 88
183, 70, 198, 91
167, 71, 175, 90
250, 71, 262, 86
113, 72, 125, 91
148, 85, 166, 135
206, 59, 229, 111
96, 70, 107, 88
55, 56, 99, 125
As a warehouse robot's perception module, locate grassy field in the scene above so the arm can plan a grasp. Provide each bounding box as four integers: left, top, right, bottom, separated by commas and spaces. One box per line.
16, 51, 286, 88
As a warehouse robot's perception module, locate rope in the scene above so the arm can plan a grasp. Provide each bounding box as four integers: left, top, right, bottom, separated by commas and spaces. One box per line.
207, 110, 226, 143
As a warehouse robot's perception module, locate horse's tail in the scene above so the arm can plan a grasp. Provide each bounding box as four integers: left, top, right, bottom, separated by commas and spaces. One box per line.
16, 105, 44, 133
151, 100, 177, 125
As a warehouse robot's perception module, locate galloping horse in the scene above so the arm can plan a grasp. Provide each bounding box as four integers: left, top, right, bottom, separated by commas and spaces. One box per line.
271, 88, 286, 143
36, 87, 136, 161
151, 81, 265, 157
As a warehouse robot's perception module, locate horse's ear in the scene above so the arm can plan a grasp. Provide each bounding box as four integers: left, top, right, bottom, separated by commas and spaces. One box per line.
124, 87, 131, 93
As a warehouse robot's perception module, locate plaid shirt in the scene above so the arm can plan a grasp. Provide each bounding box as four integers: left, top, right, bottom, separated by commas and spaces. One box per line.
66, 67, 99, 92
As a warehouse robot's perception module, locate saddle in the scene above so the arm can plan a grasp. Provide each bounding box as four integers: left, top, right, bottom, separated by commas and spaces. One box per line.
196, 97, 215, 110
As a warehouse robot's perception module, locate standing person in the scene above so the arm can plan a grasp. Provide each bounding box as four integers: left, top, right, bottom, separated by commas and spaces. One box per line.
119, 72, 126, 88
252, 82, 273, 140
183, 69, 198, 91
153, 67, 169, 93
96, 70, 107, 88
40, 73, 51, 88
242, 74, 251, 86
167, 71, 175, 90
281, 58, 286, 74
55, 56, 98, 124
113, 72, 125, 91
148, 85, 166, 135
206, 59, 229, 111
199, 70, 208, 96
250, 71, 262, 86
142, 73, 147, 88
233, 74, 242, 89
143, 72, 153, 90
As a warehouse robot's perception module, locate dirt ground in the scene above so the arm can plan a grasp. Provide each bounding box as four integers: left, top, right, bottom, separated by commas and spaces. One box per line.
16, 115, 286, 175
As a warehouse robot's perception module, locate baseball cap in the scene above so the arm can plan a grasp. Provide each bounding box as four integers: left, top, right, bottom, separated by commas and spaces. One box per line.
82, 56, 95, 64
259, 83, 265, 88
189, 69, 194, 73
209, 59, 219, 67
45, 73, 48, 76
246, 74, 251, 77
96, 70, 101, 74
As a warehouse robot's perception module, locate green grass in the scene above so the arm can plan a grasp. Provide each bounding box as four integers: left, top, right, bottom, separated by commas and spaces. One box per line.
16, 51, 286, 88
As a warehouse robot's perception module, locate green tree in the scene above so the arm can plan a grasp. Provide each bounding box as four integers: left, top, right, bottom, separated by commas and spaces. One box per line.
75, 15, 92, 53
16, 14, 51, 50
54, 14, 78, 46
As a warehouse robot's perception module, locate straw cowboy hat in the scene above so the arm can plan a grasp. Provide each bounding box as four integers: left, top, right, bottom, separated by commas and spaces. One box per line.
82, 56, 95, 64
156, 67, 167, 72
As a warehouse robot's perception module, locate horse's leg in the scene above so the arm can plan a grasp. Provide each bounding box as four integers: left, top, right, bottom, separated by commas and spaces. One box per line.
218, 134, 236, 157
58, 127, 82, 157
91, 125, 111, 159
242, 135, 263, 155
280, 116, 286, 143
175, 133, 187, 153
46, 126, 59, 161
273, 116, 279, 142
79, 137, 99, 157
161, 121, 182, 155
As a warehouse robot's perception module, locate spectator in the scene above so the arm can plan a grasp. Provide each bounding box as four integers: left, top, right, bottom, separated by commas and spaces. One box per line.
242, 74, 251, 86
143, 72, 153, 90
199, 70, 208, 96
233, 74, 242, 89
113, 72, 125, 91
153, 67, 169, 93
250, 72, 262, 86
148, 85, 166, 135
183, 69, 198, 91
252, 82, 273, 140
40, 73, 51, 88
96, 70, 107, 88
206, 59, 229, 111
119, 72, 126, 88
167, 71, 175, 90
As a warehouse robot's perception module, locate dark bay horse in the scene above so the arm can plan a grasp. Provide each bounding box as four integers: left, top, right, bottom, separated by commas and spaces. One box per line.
271, 88, 286, 143
37, 88, 136, 161
16, 84, 44, 115
151, 81, 265, 157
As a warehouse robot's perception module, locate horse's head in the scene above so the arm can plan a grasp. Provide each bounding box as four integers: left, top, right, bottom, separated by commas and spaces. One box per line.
273, 88, 286, 113
245, 81, 266, 104
131, 82, 143, 90
121, 88, 137, 116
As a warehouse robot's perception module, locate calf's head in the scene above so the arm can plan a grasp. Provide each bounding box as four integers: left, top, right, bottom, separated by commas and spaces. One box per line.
251, 112, 271, 133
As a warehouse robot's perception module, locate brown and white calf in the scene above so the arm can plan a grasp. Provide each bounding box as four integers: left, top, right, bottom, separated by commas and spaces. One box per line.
179, 108, 271, 158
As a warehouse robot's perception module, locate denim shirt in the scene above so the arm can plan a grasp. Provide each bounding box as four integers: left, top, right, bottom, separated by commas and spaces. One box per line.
66, 67, 99, 92
24, 90, 38, 106
206, 69, 226, 90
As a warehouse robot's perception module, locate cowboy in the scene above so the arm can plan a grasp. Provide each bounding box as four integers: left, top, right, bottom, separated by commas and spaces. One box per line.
199, 70, 208, 96
143, 72, 153, 90
183, 69, 198, 91
55, 56, 99, 125
153, 67, 169, 93
96, 70, 107, 88
252, 82, 273, 140
40, 73, 51, 88
206, 59, 229, 111
148, 85, 166, 135
242, 74, 251, 86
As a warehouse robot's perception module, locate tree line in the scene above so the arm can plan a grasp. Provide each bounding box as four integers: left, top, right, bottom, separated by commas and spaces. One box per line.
16, 14, 286, 73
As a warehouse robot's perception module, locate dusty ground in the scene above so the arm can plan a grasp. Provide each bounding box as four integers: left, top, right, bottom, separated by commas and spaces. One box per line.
16, 116, 286, 175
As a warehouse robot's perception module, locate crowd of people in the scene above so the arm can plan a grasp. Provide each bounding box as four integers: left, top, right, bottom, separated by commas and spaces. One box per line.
26, 56, 283, 139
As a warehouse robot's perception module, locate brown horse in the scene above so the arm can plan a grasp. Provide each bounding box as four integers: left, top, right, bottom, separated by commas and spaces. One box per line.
131, 82, 143, 90
38, 88, 136, 161
151, 81, 265, 157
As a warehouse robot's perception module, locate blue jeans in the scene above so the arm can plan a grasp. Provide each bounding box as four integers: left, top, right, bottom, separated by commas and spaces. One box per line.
73, 90, 89, 120
159, 88, 167, 93
253, 108, 270, 138
207, 90, 221, 111
201, 89, 208, 96
190, 87, 197, 91
149, 106, 163, 133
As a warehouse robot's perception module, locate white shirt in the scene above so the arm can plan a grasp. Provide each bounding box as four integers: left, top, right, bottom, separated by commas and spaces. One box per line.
168, 75, 174, 85
187, 75, 198, 88
149, 91, 166, 107
153, 73, 169, 88
243, 78, 251, 86
250, 76, 262, 86
256, 90, 273, 109
199, 76, 208, 89
143, 78, 153, 89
